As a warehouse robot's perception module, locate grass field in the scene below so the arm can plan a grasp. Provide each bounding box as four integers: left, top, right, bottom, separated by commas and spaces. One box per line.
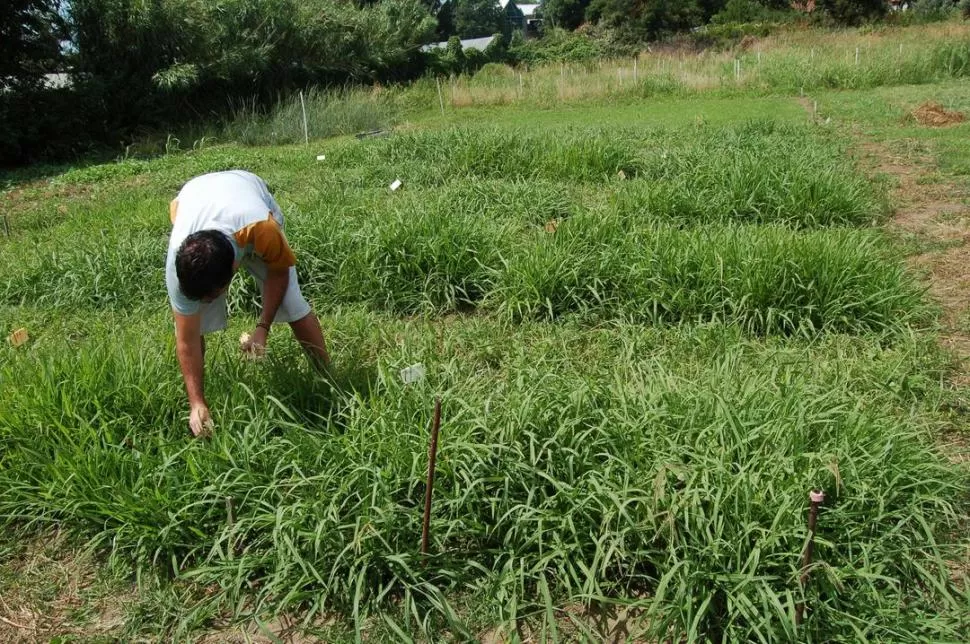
2, 21, 970, 643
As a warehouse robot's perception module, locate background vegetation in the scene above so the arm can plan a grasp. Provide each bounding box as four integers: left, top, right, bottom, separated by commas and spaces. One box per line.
3, 0, 969, 165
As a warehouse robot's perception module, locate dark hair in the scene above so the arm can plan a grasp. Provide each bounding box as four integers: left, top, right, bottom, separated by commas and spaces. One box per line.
175, 230, 235, 300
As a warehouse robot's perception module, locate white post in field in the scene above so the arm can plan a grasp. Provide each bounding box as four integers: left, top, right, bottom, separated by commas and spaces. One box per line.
435, 78, 445, 116
299, 90, 309, 145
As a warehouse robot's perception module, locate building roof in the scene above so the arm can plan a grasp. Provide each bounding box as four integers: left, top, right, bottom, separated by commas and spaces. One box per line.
420, 35, 499, 53
519, 3, 539, 16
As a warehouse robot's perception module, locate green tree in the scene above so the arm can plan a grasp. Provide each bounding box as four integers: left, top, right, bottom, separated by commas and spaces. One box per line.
586, 0, 702, 41
816, 0, 887, 25
436, 0, 457, 38
712, 0, 791, 23
0, 0, 65, 90
541, 0, 592, 29
455, 0, 504, 38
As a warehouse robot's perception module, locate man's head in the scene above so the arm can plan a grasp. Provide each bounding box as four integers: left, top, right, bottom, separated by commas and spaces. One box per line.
175, 230, 235, 301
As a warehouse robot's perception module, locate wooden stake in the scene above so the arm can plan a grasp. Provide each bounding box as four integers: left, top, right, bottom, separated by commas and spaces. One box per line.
795, 490, 824, 626
436, 77, 445, 116
420, 398, 442, 557
633, 57, 638, 83
1, 214, 8, 237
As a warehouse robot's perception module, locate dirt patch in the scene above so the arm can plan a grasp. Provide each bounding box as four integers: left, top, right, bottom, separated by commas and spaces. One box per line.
198, 614, 332, 644
854, 141, 970, 332
0, 531, 132, 643
908, 102, 966, 128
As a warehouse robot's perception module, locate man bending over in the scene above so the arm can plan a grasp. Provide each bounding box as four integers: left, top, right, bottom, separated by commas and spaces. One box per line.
165, 170, 330, 437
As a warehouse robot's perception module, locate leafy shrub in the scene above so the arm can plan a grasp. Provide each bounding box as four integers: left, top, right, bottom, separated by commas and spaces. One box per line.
711, 0, 792, 24
508, 27, 633, 65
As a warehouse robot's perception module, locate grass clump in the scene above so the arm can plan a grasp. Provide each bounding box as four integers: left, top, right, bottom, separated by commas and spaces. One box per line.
492, 217, 926, 334
0, 313, 965, 640
223, 86, 399, 146
0, 123, 913, 334
1, 93, 965, 639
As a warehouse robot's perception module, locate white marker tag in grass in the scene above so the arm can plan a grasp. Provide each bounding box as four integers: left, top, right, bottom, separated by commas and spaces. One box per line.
316, 154, 326, 161
390, 179, 403, 192
7, 327, 28, 347
400, 363, 425, 384
239, 332, 265, 360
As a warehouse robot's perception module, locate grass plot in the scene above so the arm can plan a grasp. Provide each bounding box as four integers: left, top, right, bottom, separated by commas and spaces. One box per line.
0, 101, 968, 640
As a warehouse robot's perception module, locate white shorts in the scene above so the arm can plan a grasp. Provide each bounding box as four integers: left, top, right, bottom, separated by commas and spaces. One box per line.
199, 260, 311, 335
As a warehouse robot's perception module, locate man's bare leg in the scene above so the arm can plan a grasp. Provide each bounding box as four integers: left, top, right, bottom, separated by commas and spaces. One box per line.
289, 312, 331, 370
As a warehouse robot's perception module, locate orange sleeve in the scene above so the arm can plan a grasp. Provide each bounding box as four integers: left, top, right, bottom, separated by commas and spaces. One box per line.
233, 215, 296, 270
169, 199, 179, 224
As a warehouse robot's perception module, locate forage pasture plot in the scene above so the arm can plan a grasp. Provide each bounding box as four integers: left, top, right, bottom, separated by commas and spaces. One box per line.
0, 113, 966, 640
0, 313, 966, 641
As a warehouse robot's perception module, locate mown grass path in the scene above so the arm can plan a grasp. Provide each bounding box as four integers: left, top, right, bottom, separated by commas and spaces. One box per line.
827, 85, 970, 601
850, 117, 970, 468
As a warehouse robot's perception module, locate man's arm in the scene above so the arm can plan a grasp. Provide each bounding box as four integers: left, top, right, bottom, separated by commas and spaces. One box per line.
174, 310, 211, 436
260, 268, 289, 328
234, 215, 295, 353
244, 268, 289, 353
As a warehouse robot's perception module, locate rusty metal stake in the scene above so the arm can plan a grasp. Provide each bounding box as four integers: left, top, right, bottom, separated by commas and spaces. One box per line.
421, 397, 442, 558
796, 489, 825, 626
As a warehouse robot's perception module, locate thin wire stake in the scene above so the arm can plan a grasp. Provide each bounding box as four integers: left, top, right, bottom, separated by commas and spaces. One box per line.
421, 397, 442, 558
795, 489, 824, 626
436, 77, 445, 116
299, 90, 309, 145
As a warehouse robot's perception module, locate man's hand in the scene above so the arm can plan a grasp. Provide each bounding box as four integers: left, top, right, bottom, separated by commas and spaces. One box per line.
190, 403, 213, 437
239, 326, 268, 358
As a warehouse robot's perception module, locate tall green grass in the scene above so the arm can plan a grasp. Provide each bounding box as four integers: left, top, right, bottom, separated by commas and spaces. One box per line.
1, 107, 965, 640
1, 123, 910, 336
0, 313, 965, 640
439, 22, 970, 109
223, 86, 400, 147
200, 22, 970, 144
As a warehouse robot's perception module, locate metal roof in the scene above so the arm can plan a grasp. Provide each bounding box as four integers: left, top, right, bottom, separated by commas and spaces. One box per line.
421, 35, 499, 53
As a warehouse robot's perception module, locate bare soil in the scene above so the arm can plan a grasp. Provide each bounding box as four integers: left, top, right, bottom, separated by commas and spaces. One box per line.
908, 101, 967, 128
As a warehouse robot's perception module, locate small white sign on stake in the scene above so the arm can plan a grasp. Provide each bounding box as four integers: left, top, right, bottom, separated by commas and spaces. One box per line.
400, 363, 426, 384
390, 179, 403, 192
316, 154, 326, 161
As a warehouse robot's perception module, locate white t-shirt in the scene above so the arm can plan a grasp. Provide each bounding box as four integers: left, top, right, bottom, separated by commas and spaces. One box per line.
165, 170, 295, 315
